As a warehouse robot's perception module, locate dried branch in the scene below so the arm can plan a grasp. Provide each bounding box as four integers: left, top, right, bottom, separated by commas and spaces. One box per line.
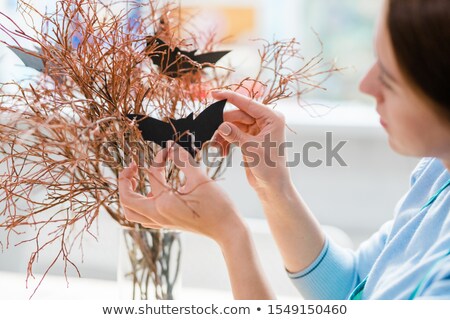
0, 0, 338, 298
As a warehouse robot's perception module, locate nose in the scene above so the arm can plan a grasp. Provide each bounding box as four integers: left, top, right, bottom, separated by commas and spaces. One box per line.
360, 63, 382, 101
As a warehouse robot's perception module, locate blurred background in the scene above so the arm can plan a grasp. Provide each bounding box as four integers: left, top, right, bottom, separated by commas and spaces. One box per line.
0, 0, 419, 298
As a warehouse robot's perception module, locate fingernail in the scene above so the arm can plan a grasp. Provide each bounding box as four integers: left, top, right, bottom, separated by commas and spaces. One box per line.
219, 123, 232, 136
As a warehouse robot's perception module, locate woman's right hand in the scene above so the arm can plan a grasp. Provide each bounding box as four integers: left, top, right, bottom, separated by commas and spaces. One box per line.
212, 90, 292, 195
212, 91, 326, 276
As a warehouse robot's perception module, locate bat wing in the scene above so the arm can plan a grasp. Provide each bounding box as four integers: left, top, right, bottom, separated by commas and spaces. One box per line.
157, 46, 194, 77
127, 114, 176, 148
147, 38, 171, 69
191, 99, 227, 148
128, 100, 226, 157
146, 37, 187, 77
146, 37, 230, 77
170, 50, 230, 77
8, 46, 45, 72
189, 50, 231, 65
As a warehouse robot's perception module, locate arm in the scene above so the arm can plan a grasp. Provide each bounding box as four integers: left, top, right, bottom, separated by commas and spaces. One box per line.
212, 90, 388, 299
415, 256, 450, 299
118, 142, 274, 299
257, 179, 326, 274
213, 90, 325, 273
219, 224, 275, 299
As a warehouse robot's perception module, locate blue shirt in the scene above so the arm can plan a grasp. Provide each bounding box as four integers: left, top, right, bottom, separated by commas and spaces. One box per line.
288, 157, 450, 299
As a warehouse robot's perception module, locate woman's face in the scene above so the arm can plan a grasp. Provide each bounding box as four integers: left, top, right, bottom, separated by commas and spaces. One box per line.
359, 1, 450, 161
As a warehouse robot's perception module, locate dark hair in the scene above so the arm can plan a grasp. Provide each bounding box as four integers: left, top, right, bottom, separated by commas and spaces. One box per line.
387, 0, 450, 123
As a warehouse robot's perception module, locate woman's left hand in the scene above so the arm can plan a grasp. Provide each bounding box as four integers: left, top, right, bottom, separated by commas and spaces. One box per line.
118, 142, 244, 246
119, 141, 275, 300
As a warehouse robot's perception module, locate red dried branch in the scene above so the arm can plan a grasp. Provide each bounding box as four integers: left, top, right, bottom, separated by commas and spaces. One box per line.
0, 0, 338, 297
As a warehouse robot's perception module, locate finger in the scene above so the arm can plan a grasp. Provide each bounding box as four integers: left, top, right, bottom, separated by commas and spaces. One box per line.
131, 177, 138, 191
235, 123, 252, 133
142, 223, 162, 229
119, 162, 138, 180
212, 90, 271, 119
209, 134, 230, 156
146, 148, 168, 196
223, 110, 255, 125
217, 121, 252, 145
168, 142, 208, 188
216, 122, 253, 156
118, 173, 158, 214
168, 142, 203, 175
145, 168, 167, 196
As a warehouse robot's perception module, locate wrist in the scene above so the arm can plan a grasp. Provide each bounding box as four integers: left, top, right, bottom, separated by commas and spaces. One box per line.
215, 217, 250, 251
216, 219, 276, 299
255, 176, 296, 203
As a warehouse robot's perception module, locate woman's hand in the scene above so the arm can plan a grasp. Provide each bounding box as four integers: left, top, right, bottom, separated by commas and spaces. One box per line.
118, 142, 244, 246
118, 142, 275, 299
212, 90, 292, 194
212, 92, 325, 275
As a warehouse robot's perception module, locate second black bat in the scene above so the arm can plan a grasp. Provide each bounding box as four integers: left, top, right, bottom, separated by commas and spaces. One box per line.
146, 37, 230, 78
127, 99, 227, 157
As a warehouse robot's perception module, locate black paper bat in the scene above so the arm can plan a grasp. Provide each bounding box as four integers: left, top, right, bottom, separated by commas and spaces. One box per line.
146, 37, 230, 78
127, 99, 227, 156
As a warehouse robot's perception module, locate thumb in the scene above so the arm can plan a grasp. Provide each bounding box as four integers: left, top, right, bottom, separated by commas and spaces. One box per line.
217, 122, 250, 145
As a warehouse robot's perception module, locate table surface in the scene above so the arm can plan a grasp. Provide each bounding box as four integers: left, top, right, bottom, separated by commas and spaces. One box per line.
0, 271, 235, 300
0, 271, 299, 300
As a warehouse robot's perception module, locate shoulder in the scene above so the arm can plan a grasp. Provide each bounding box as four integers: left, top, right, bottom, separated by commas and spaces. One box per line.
410, 157, 447, 187
406, 157, 449, 205
391, 158, 449, 228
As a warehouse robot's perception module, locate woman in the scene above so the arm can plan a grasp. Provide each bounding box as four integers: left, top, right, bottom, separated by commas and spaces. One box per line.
118, 0, 450, 299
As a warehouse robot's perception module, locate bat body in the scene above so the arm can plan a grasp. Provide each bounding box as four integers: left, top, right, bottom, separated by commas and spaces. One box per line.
147, 37, 230, 78
128, 99, 227, 156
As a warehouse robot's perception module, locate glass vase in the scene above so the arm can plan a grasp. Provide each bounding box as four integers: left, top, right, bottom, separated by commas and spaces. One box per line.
118, 226, 182, 300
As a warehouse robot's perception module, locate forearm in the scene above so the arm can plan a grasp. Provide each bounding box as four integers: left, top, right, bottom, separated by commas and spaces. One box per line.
256, 179, 326, 274
218, 223, 275, 300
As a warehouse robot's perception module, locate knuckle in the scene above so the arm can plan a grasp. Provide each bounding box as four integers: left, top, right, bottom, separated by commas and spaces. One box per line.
230, 131, 241, 143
